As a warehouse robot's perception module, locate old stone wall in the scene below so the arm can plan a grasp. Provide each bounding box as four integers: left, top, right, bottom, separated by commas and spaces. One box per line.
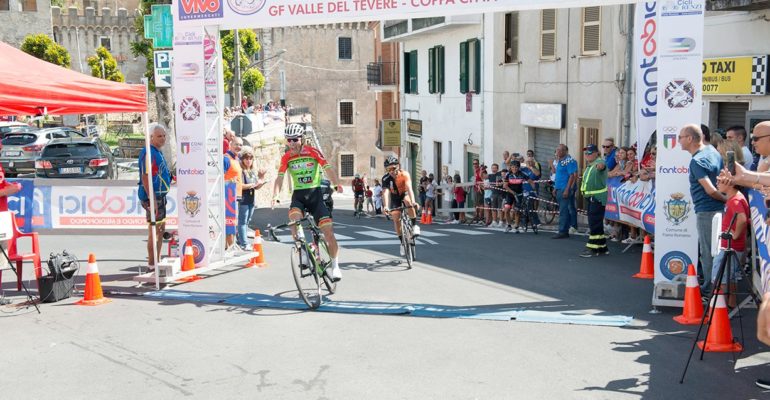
0, 0, 53, 47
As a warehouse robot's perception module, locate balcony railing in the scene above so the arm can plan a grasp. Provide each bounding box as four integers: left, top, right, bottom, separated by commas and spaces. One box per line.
367, 62, 398, 86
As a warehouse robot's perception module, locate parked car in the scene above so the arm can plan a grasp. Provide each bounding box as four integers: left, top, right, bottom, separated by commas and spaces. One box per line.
1, 127, 87, 177
35, 137, 117, 179
0, 122, 33, 138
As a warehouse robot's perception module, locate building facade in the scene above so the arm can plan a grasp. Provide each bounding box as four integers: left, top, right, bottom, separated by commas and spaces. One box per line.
51, 1, 146, 83
383, 6, 630, 184
258, 24, 381, 185
702, 4, 770, 132
0, 0, 52, 48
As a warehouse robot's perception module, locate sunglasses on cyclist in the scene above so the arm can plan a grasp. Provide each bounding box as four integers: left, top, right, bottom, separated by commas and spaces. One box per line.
286, 138, 300, 143
386, 166, 397, 172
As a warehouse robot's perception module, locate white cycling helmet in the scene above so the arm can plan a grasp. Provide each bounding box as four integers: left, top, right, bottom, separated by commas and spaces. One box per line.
284, 123, 305, 139
384, 155, 399, 168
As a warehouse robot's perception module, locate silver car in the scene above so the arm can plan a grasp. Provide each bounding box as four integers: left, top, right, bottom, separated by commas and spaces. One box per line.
1, 127, 87, 177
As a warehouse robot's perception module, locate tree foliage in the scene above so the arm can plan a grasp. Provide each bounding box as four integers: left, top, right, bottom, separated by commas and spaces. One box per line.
130, 0, 160, 89
220, 29, 260, 93
21, 33, 71, 68
241, 68, 265, 96
87, 46, 125, 82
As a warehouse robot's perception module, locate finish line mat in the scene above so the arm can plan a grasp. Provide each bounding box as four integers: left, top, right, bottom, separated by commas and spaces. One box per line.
144, 291, 633, 327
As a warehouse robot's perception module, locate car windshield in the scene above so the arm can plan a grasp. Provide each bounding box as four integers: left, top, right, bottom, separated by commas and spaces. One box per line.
2, 134, 38, 145
42, 143, 100, 157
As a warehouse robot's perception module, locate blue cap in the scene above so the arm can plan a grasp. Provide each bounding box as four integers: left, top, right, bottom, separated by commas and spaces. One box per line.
583, 144, 599, 154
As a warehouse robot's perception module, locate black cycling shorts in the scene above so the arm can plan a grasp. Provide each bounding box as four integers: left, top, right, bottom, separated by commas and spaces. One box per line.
290, 188, 332, 224
389, 193, 406, 209
142, 196, 167, 224
354, 190, 365, 199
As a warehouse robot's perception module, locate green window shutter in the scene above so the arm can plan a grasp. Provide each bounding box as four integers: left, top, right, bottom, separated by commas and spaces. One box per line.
428, 47, 435, 94
412, 52, 417, 94
459, 41, 468, 94
438, 46, 445, 94
473, 39, 481, 94
403, 51, 410, 93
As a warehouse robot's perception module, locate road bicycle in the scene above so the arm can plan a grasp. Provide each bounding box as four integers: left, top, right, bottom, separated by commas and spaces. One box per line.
354, 194, 365, 218
516, 192, 540, 234
388, 205, 417, 269
267, 215, 336, 309
538, 180, 558, 225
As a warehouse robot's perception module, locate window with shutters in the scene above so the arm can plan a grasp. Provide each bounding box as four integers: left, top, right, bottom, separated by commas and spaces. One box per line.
340, 154, 355, 178
581, 7, 601, 56
21, 0, 37, 11
338, 101, 354, 126
0, 0, 9, 11
338, 37, 352, 60
428, 45, 445, 94
540, 9, 556, 60
404, 50, 418, 94
460, 39, 481, 94
504, 12, 519, 63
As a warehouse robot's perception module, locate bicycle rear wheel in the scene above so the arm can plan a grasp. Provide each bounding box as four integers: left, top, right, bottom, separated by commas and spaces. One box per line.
540, 195, 558, 225
316, 238, 336, 294
290, 245, 322, 309
401, 219, 413, 269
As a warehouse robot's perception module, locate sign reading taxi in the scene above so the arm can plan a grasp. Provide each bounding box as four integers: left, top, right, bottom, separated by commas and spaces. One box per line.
702, 55, 769, 95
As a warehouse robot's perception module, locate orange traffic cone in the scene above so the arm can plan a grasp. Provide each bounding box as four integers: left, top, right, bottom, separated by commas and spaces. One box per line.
420, 211, 427, 224
178, 239, 201, 282
632, 236, 654, 279
246, 230, 267, 268
425, 207, 433, 225
674, 264, 707, 325
697, 293, 743, 352
77, 253, 111, 306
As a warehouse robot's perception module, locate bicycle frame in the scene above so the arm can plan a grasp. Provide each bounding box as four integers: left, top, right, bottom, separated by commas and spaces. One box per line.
268, 216, 329, 277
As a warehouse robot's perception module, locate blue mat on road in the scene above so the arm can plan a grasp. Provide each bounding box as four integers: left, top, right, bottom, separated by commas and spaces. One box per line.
144, 291, 633, 327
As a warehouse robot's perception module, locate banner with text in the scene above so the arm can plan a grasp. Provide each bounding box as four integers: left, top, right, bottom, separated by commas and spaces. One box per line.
173, 25, 211, 267
604, 176, 656, 234
634, 1, 658, 163
748, 190, 770, 294
174, 0, 645, 29
653, 0, 704, 306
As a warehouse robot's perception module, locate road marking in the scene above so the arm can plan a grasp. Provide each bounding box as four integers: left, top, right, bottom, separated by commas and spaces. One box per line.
334, 234, 354, 240
436, 229, 492, 235
414, 231, 448, 237
339, 240, 402, 246
357, 230, 395, 239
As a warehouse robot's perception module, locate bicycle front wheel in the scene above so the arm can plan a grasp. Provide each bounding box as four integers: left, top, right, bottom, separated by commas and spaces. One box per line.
401, 220, 413, 269
290, 245, 322, 309
540, 196, 558, 225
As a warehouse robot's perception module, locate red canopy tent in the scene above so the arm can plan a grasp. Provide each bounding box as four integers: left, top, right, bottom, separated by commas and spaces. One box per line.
0, 41, 147, 115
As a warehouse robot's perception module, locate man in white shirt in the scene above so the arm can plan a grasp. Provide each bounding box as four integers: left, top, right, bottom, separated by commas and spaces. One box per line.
726, 125, 754, 169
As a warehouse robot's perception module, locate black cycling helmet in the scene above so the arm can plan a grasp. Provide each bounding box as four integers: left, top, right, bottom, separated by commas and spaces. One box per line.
384, 155, 399, 168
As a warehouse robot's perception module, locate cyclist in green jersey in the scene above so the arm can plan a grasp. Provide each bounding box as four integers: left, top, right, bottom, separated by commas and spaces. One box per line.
272, 124, 344, 281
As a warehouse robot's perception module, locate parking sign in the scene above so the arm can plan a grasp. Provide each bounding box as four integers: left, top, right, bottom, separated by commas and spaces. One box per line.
154, 50, 172, 88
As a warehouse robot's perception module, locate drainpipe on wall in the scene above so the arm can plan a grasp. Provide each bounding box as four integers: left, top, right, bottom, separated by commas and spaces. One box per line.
622, 3, 635, 147
479, 13, 485, 163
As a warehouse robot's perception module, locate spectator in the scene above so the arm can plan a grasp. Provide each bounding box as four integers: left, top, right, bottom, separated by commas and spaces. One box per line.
626, 147, 640, 179
138, 124, 172, 271
726, 122, 770, 186
713, 174, 749, 308
224, 137, 244, 249
552, 144, 578, 239
726, 125, 754, 170
246, 100, 255, 114
602, 138, 618, 171
223, 127, 235, 154
241, 95, 248, 112
425, 173, 436, 216
525, 150, 542, 180
237, 146, 268, 249
680, 124, 725, 294
443, 175, 455, 222
579, 144, 609, 257
365, 185, 374, 214
452, 174, 466, 224
701, 124, 713, 147
472, 160, 485, 224
486, 163, 503, 227
373, 179, 383, 215
418, 170, 428, 212
502, 150, 511, 167
608, 147, 628, 178
710, 128, 725, 150
717, 140, 745, 170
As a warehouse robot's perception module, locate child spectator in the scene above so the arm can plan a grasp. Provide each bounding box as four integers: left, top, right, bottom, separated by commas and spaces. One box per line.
713, 174, 749, 307
452, 174, 466, 224
365, 185, 374, 215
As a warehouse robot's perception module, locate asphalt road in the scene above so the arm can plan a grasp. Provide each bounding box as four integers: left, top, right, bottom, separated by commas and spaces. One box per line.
2, 198, 770, 399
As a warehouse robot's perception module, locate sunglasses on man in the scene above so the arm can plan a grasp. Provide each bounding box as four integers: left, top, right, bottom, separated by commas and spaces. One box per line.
287, 138, 300, 142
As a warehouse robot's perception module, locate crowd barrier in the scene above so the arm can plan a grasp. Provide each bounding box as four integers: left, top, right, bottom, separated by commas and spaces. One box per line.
8, 179, 179, 233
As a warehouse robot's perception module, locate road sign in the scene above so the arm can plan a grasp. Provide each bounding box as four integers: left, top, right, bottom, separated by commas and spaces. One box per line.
154, 50, 172, 88
144, 5, 173, 49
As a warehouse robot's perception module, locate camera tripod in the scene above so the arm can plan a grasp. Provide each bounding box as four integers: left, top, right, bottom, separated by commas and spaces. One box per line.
680, 214, 757, 383
0, 245, 40, 314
